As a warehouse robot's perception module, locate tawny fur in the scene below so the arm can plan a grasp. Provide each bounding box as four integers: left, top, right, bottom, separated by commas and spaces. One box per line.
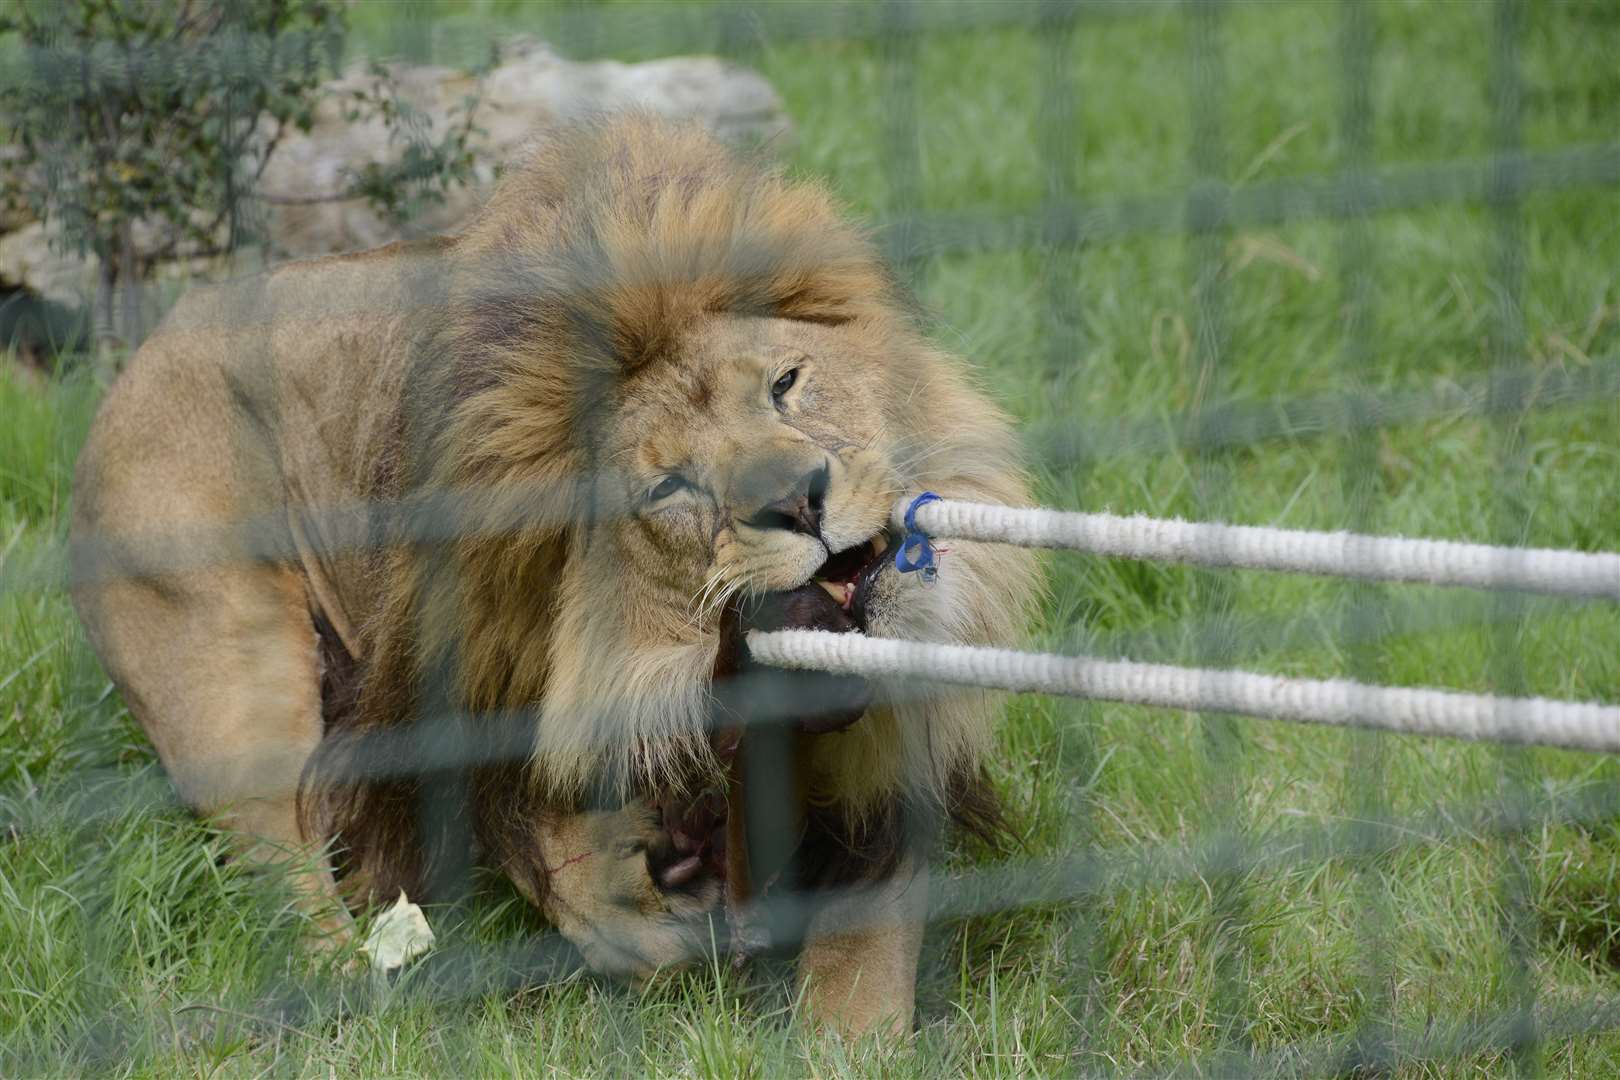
69, 115, 1038, 1034
335, 117, 1035, 813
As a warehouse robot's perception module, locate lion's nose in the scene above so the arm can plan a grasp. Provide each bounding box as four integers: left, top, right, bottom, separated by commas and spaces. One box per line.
746, 464, 827, 537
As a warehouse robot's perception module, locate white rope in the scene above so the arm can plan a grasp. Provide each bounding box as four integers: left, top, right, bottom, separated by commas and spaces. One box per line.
748, 629, 1620, 754
756, 495, 1620, 749
897, 497, 1620, 600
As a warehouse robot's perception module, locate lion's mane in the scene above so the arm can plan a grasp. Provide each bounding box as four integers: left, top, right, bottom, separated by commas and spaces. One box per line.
299, 115, 1037, 906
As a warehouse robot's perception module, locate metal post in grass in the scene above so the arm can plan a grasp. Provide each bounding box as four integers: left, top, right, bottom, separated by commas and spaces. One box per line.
559, 0, 601, 64
398, 250, 480, 936
1033, 0, 1108, 1059
411, 556, 478, 917
1485, 0, 1541, 1070
1181, 0, 1255, 1064
879, 0, 925, 292
1334, 0, 1399, 1071
714, 0, 762, 73
1038, 0, 1084, 397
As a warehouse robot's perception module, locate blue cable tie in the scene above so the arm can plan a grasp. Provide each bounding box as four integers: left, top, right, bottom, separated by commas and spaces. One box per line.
894, 491, 943, 579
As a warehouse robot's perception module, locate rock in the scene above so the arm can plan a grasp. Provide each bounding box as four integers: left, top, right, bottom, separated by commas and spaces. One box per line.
256, 38, 793, 259
0, 222, 95, 312
0, 39, 793, 326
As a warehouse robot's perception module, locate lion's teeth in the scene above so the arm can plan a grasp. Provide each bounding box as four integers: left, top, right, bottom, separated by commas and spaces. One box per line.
870, 534, 888, 556
815, 579, 845, 604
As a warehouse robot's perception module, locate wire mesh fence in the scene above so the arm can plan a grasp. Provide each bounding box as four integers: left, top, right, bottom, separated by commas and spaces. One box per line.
3, 0, 1620, 1074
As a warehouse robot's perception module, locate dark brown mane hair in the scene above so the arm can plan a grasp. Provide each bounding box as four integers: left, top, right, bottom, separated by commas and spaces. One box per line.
297, 115, 920, 906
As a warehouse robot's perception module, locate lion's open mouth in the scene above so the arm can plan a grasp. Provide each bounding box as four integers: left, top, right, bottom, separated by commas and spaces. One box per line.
809, 533, 889, 617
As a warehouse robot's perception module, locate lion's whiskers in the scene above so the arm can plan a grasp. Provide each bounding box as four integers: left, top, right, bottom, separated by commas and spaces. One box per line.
685, 559, 754, 633
684, 566, 732, 630
704, 577, 745, 626
893, 435, 960, 480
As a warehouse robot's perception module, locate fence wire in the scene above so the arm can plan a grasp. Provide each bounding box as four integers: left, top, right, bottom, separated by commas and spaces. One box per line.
4, 0, 1619, 1075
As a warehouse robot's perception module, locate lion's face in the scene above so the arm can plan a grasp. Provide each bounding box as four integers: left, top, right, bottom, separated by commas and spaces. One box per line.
439, 118, 1035, 800
598, 314, 902, 623
532, 307, 993, 798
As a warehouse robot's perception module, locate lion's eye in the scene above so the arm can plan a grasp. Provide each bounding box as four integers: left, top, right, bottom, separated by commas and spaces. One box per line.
648, 475, 685, 502
771, 368, 799, 402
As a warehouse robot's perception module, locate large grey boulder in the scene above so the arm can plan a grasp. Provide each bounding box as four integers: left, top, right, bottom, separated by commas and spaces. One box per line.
259, 39, 792, 259
0, 224, 89, 313
0, 40, 793, 321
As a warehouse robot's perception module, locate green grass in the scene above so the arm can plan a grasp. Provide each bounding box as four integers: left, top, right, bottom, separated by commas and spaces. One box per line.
5, 0, 1620, 1074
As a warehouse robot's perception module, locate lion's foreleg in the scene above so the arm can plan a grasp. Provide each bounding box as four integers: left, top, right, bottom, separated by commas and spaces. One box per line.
797, 855, 928, 1038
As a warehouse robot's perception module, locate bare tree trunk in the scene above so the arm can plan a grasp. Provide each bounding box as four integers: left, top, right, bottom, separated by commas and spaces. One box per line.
91, 227, 149, 371
93, 248, 121, 371
117, 220, 145, 353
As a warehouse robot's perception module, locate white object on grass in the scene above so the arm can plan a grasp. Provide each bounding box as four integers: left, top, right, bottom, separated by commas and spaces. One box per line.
361, 890, 436, 973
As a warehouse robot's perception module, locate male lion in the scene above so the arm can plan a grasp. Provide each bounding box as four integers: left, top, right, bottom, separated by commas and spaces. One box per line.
70, 115, 1037, 1036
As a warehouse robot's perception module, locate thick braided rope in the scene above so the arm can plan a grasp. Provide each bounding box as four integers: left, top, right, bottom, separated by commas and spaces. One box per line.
748, 630, 1620, 753
897, 497, 1620, 600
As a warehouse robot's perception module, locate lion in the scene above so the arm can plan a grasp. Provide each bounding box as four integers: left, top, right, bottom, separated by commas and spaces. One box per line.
69, 114, 1038, 1036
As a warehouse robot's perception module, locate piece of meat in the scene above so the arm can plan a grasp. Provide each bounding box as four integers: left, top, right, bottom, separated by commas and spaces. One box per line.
733, 583, 872, 734
701, 584, 877, 961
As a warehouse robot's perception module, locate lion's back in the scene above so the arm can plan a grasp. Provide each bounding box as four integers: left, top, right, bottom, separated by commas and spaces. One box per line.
70, 236, 452, 616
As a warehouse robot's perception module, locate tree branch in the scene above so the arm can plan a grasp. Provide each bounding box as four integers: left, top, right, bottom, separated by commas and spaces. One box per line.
258, 187, 368, 206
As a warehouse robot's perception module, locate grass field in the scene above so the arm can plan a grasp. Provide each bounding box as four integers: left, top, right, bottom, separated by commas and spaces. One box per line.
4, 1, 1620, 1074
